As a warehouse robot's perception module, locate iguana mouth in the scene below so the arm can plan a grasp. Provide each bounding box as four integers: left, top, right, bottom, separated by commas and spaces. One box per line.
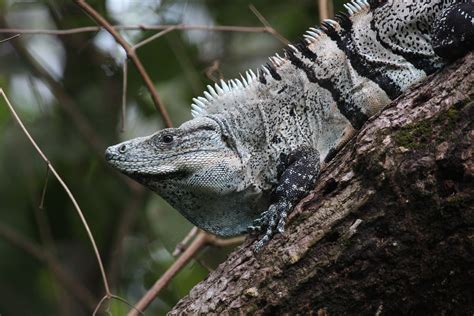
126, 169, 190, 183
106, 157, 185, 179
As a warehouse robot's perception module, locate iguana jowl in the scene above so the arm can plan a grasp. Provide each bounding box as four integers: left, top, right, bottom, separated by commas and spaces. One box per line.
106, 0, 474, 250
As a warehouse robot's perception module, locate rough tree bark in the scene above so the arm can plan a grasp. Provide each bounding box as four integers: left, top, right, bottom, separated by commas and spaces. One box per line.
170, 52, 473, 315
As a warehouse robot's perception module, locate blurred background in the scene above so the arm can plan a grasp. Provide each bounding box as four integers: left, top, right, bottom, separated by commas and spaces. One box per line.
0, 0, 345, 314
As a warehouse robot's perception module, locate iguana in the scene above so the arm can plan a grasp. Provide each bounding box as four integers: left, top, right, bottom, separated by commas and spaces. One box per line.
106, 0, 474, 250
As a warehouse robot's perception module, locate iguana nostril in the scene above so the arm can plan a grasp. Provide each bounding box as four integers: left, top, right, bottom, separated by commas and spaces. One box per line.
119, 144, 127, 153
104, 148, 113, 161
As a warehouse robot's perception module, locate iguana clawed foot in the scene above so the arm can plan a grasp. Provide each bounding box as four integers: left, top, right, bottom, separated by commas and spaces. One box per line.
248, 200, 291, 251
249, 147, 321, 251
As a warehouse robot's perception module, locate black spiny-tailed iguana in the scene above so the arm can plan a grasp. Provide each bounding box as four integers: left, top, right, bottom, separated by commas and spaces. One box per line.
106, 0, 474, 250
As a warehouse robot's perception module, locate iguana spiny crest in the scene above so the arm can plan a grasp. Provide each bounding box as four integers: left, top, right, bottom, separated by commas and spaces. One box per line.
106, 0, 474, 250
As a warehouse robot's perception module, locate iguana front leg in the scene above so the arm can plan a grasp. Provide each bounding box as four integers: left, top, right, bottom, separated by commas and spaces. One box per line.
250, 147, 321, 251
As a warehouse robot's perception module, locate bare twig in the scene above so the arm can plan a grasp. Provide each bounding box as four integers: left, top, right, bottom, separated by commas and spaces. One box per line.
130, 230, 245, 315
0, 222, 97, 310
207, 235, 245, 247
0, 89, 111, 297
34, 165, 58, 254
92, 295, 109, 316
74, 0, 173, 127
121, 60, 128, 132
39, 165, 50, 211
2, 88, 138, 313
318, 0, 334, 21
133, 26, 176, 50
0, 24, 272, 36
94, 294, 144, 316
173, 227, 244, 256
249, 4, 289, 45
2, 31, 106, 155
128, 231, 210, 316
0, 33, 20, 43
2, 28, 142, 193
172, 226, 199, 257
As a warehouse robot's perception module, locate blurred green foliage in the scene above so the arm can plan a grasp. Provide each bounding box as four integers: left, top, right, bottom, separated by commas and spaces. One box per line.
0, 0, 345, 314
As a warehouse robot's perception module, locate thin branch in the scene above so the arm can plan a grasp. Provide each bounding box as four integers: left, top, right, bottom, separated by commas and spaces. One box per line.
34, 165, 58, 255
249, 4, 289, 45
128, 231, 210, 316
121, 59, 128, 133
0, 89, 111, 295
0, 33, 20, 43
172, 226, 199, 257
0, 222, 97, 310
318, 0, 334, 21
3, 30, 106, 155
0, 24, 272, 36
207, 235, 245, 247
94, 294, 144, 316
3, 27, 141, 193
92, 295, 109, 316
129, 230, 245, 315
39, 165, 50, 211
74, 0, 173, 127
111, 294, 145, 316
133, 26, 176, 50
173, 227, 244, 256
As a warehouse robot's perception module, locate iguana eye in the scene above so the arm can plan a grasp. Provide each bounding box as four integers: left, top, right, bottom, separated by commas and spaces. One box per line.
162, 134, 174, 144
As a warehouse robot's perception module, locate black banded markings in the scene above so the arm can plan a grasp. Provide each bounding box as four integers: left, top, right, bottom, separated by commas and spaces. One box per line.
322, 20, 402, 100
266, 64, 282, 81
368, 0, 389, 10
295, 41, 317, 61
317, 76, 368, 130
285, 47, 368, 129
286, 49, 318, 82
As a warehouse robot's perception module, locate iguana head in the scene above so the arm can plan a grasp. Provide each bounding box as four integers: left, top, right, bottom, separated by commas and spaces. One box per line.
105, 116, 265, 236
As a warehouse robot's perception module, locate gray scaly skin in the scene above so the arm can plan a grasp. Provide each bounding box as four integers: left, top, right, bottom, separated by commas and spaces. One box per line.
106, 0, 474, 250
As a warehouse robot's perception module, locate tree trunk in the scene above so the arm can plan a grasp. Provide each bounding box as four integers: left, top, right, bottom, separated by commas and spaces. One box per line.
169, 52, 474, 315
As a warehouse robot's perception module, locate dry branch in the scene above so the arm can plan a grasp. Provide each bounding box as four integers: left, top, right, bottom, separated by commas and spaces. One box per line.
0, 24, 272, 36
169, 53, 474, 315
318, 0, 334, 21
0, 25, 107, 155
0, 89, 111, 296
0, 88, 140, 315
0, 33, 20, 43
249, 4, 289, 45
74, 0, 172, 128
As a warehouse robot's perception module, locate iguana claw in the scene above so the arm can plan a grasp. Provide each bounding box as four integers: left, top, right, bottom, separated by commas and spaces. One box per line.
251, 200, 291, 251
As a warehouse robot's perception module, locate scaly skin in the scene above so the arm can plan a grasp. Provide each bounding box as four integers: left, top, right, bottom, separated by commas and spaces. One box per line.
106, 0, 474, 250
